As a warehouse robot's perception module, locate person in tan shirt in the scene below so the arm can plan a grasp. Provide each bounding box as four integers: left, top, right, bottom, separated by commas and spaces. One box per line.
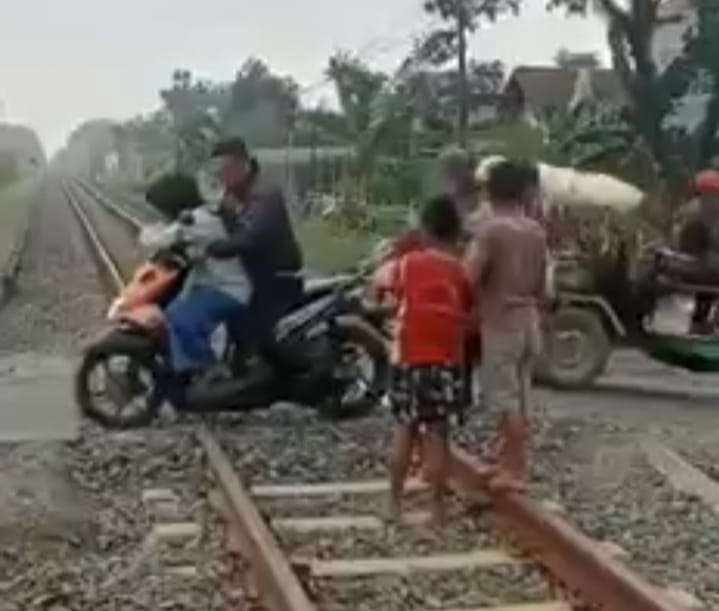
464, 160, 548, 489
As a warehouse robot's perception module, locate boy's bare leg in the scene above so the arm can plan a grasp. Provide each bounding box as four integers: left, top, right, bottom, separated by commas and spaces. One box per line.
491, 356, 532, 492
490, 411, 529, 493
408, 427, 426, 481
388, 423, 416, 521
423, 420, 449, 529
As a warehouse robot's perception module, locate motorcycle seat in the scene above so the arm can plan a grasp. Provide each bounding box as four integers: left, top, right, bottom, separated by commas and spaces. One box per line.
655, 248, 719, 290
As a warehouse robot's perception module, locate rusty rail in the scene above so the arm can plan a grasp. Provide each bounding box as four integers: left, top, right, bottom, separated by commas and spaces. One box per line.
72, 178, 142, 235
450, 446, 688, 611
63, 181, 126, 295
199, 429, 317, 611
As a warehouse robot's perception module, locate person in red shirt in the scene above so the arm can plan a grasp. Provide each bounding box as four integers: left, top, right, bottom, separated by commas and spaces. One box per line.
385, 195, 473, 527
370, 228, 427, 305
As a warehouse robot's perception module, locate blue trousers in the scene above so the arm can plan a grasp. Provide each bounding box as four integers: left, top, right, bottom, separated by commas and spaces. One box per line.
166, 286, 246, 373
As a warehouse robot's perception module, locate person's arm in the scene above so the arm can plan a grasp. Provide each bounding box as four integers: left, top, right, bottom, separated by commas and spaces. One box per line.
455, 263, 474, 315
139, 222, 180, 250
389, 255, 406, 304
463, 226, 491, 290
206, 192, 282, 260
536, 235, 548, 301
535, 233, 555, 331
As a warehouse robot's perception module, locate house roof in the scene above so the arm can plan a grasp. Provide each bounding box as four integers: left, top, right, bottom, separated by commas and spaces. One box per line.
504, 66, 626, 112
507, 67, 577, 110
591, 70, 627, 105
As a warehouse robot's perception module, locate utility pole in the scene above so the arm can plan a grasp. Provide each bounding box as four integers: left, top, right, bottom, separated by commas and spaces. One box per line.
456, 0, 469, 149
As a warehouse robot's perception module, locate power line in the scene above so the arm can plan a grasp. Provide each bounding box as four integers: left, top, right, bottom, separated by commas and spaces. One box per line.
298, 27, 425, 98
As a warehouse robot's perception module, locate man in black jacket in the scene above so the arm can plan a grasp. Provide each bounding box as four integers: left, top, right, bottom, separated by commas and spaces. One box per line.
206, 138, 304, 345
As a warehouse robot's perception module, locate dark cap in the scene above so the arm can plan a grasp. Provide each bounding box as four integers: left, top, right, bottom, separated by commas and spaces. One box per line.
211, 137, 249, 159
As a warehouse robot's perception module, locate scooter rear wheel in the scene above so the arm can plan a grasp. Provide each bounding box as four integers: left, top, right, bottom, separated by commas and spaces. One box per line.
75, 331, 164, 429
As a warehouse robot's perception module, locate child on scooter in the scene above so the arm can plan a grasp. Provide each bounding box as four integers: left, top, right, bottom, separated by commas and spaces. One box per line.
383, 195, 473, 528
139, 172, 253, 381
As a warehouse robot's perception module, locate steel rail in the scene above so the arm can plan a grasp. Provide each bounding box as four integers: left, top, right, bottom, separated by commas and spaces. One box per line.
72, 178, 143, 234
199, 429, 317, 611
63, 181, 126, 295
449, 446, 689, 611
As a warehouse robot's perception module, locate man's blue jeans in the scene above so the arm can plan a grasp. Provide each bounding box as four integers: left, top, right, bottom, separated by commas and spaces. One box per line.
166, 286, 246, 373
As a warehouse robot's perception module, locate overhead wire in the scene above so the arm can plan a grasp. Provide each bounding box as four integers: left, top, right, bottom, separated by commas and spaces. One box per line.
298, 24, 429, 99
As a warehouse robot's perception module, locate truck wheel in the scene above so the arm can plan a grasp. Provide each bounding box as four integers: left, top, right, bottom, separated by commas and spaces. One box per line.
537, 307, 612, 389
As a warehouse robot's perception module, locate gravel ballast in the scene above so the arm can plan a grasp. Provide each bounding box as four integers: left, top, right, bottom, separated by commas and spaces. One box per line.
0, 182, 229, 610
211, 405, 719, 609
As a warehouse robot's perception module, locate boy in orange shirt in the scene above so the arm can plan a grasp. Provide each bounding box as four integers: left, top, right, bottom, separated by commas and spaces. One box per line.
384, 195, 473, 527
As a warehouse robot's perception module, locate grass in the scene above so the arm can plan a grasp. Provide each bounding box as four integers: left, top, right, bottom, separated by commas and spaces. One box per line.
0, 178, 38, 271
296, 217, 380, 274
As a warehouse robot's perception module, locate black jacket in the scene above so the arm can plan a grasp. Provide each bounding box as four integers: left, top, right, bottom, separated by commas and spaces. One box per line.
208, 184, 303, 320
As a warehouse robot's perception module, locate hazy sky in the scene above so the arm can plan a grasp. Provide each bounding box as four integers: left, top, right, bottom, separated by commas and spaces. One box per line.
0, 0, 606, 154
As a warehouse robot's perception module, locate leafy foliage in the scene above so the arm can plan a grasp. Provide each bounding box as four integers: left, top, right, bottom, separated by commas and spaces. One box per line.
543, 102, 637, 167
59, 119, 117, 178
550, 0, 719, 187
110, 59, 303, 177
416, 0, 522, 144
112, 112, 175, 181
157, 71, 219, 173
327, 52, 388, 140
686, 0, 719, 166
421, 0, 522, 36
223, 58, 299, 146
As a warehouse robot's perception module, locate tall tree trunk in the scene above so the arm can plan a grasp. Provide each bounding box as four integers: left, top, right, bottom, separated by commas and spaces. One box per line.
698, 93, 719, 167
456, 0, 469, 148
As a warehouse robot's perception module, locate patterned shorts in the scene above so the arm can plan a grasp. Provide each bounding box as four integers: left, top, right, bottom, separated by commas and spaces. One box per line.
387, 364, 465, 425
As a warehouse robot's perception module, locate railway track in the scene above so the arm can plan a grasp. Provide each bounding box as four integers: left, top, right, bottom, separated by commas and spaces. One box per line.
62, 178, 692, 611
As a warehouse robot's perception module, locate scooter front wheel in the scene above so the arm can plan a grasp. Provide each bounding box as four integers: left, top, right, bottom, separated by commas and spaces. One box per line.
75, 332, 164, 429
320, 317, 389, 420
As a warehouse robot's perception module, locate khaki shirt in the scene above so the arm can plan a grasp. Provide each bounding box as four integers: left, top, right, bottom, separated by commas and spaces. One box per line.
465, 210, 548, 332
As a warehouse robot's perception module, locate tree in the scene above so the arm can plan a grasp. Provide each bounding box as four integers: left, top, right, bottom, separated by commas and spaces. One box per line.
417, 0, 522, 147
550, 0, 719, 183
61, 119, 117, 178
293, 107, 351, 147
223, 58, 300, 147
688, 1, 719, 166
327, 52, 388, 142
158, 60, 301, 170
160, 69, 227, 172
112, 112, 175, 181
